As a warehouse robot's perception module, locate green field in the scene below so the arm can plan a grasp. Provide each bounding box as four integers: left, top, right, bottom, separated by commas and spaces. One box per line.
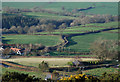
58, 26, 106, 32
82, 22, 118, 27
83, 68, 118, 76
66, 32, 118, 52
35, 26, 107, 35
1, 2, 119, 80
35, 22, 118, 35
2, 2, 118, 15
107, 29, 119, 32
48, 51, 97, 57
22, 12, 76, 20
2, 35, 62, 46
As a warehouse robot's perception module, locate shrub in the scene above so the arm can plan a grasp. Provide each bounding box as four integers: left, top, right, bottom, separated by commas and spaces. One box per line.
60, 73, 99, 81
2, 71, 41, 82
38, 61, 49, 72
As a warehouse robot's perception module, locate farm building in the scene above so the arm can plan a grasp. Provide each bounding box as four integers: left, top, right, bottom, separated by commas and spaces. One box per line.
72, 60, 84, 66
45, 74, 52, 80
0, 46, 4, 51
10, 47, 21, 55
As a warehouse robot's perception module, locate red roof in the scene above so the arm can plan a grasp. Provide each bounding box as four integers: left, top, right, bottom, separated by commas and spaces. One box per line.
11, 48, 21, 52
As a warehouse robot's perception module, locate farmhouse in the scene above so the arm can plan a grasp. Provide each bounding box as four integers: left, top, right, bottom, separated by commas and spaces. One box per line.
0, 46, 4, 51
72, 60, 84, 66
45, 74, 52, 80
10, 47, 21, 55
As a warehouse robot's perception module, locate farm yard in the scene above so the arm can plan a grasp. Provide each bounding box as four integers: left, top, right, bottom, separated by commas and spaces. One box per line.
1, 2, 119, 81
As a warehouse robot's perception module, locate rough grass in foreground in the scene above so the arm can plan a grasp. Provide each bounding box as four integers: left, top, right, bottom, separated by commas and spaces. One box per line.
1, 67, 45, 79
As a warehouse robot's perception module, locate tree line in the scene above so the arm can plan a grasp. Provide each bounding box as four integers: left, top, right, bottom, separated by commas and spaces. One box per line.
2, 13, 118, 34
90, 38, 119, 60
2, 14, 72, 34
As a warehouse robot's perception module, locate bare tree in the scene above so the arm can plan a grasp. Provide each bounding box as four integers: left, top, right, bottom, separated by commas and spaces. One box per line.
90, 38, 118, 61
59, 23, 67, 35
46, 23, 56, 35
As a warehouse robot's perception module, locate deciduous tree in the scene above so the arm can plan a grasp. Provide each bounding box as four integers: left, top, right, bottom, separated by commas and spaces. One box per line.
90, 38, 118, 61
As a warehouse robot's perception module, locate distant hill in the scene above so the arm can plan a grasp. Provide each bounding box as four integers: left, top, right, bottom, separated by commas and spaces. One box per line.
2, 2, 118, 15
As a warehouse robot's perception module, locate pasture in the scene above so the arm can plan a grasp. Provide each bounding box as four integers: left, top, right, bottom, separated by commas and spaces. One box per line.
107, 29, 119, 32
22, 12, 76, 20
2, 2, 118, 15
2, 35, 63, 46
49, 51, 96, 57
66, 32, 118, 52
61, 26, 106, 33
35, 26, 106, 35
83, 68, 118, 76
35, 21, 118, 35
82, 22, 118, 28
1, 2, 119, 80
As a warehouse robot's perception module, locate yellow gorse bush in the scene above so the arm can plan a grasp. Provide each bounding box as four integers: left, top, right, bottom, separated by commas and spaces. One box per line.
60, 73, 89, 80
59, 73, 100, 82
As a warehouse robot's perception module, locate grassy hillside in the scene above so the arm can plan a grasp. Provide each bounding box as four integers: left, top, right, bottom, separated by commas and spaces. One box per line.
2, 35, 62, 46
83, 68, 118, 76
66, 32, 118, 52
35, 26, 107, 35
2, 2, 118, 15
22, 12, 76, 20
83, 22, 118, 27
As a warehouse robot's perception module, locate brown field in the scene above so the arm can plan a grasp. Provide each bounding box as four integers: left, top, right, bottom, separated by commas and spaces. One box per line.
1, 57, 99, 67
